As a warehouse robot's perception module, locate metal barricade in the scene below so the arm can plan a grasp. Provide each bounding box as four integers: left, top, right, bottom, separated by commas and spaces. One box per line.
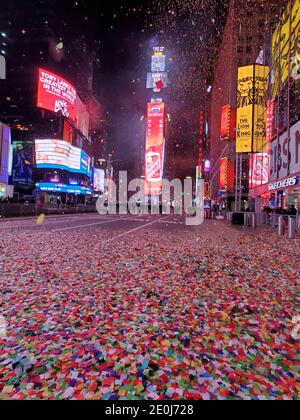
288, 216, 296, 239
278, 216, 284, 236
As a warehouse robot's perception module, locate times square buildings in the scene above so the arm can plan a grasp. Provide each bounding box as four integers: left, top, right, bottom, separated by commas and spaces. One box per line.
209, 0, 300, 212
0, 0, 106, 204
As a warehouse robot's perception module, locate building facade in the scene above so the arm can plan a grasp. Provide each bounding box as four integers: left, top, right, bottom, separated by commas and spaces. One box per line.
249, 0, 300, 212
209, 0, 282, 210
0, 0, 104, 201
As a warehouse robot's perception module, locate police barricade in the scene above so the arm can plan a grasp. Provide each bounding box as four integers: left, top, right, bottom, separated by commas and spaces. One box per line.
288, 216, 296, 239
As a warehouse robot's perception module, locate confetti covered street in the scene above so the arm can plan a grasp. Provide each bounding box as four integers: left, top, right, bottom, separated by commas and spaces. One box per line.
0, 214, 299, 400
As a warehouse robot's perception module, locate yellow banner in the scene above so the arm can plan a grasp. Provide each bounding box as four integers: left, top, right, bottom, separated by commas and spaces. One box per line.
236, 65, 269, 153
272, 0, 300, 97
253, 66, 269, 153
236, 66, 254, 152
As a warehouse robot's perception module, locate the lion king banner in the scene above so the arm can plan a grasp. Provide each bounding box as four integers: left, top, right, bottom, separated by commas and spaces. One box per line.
236, 65, 269, 153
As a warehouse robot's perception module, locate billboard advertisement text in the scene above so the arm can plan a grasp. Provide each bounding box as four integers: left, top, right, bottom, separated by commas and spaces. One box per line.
37, 68, 77, 120
236, 65, 269, 153
145, 102, 165, 195
220, 157, 234, 191
12, 141, 34, 186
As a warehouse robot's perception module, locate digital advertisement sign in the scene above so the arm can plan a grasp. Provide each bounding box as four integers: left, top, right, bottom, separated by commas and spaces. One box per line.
198, 111, 205, 178
220, 157, 234, 191
37, 68, 77, 120
151, 47, 166, 72
220, 105, 235, 141
249, 153, 269, 189
36, 182, 92, 195
93, 168, 105, 193
145, 102, 165, 195
12, 141, 34, 186
272, 0, 300, 97
35, 139, 92, 177
236, 65, 269, 153
0, 124, 11, 185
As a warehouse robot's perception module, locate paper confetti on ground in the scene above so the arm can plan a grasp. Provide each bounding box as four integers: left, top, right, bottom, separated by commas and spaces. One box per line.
0, 220, 299, 400
36, 214, 46, 226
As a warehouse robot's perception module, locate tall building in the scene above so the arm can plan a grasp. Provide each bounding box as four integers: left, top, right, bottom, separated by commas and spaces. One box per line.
0, 0, 104, 199
249, 0, 300, 211
209, 0, 281, 210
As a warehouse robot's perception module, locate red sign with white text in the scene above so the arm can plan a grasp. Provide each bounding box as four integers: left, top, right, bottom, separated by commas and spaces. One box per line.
220, 157, 235, 191
145, 102, 165, 195
220, 105, 235, 141
37, 68, 77, 120
266, 99, 274, 146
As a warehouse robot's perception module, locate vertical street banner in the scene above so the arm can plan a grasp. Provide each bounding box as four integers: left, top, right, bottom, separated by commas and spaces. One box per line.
219, 157, 234, 191
220, 105, 235, 141
198, 111, 205, 177
253, 65, 269, 153
145, 102, 165, 196
236, 65, 269, 153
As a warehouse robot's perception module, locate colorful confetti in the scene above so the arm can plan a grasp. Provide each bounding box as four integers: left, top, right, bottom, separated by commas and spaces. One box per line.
0, 219, 299, 400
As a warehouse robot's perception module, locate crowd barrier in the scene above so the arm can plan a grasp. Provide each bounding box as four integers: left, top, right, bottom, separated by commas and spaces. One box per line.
226, 211, 300, 239
0, 203, 97, 218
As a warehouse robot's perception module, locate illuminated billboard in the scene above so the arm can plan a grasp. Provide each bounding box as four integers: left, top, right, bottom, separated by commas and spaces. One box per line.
236, 65, 269, 153
12, 141, 34, 186
146, 72, 169, 89
249, 153, 269, 189
145, 102, 165, 195
35, 139, 91, 177
93, 168, 105, 192
220, 105, 235, 141
220, 157, 234, 191
198, 111, 205, 178
37, 68, 77, 120
36, 182, 92, 195
151, 47, 166, 72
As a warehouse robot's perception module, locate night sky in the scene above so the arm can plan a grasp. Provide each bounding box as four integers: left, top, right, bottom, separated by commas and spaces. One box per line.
87, 0, 230, 177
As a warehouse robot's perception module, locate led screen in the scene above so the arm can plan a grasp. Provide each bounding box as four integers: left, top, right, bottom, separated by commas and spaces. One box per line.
35, 139, 91, 177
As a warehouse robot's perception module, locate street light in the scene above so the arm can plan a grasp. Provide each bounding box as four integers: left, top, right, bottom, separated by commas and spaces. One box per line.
1, 33, 7, 38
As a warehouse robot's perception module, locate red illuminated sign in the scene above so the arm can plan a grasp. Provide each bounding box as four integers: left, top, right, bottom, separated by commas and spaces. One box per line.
220, 157, 234, 191
37, 68, 77, 120
266, 99, 274, 145
198, 111, 205, 177
249, 153, 269, 189
37, 68, 90, 138
145, 102, 165, 195
220, 105, 235, 141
